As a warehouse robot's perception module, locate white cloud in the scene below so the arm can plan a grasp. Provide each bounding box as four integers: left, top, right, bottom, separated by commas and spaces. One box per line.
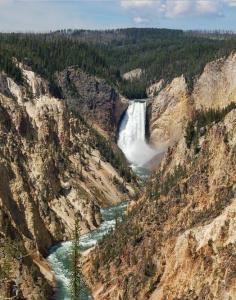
165, 0, 193, 18
120, 0, 235, 19
196, 0, 222, 15
133, 16, 149, 24
121, 0, 155, 8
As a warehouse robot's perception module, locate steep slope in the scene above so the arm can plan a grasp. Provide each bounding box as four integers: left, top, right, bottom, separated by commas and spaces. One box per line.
83, 54, 236, 300
149, 76, 189, 149
193, 53, 236, 110
84, 97, 236, 300
148, 53, 236, 150
0, 65, 135, 298
56, 67, 128, 138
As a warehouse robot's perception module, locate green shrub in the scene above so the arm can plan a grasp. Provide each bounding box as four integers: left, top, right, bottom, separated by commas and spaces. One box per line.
144, 261, 156, 277
151, 165, 186, 198
185, 102, 236, 149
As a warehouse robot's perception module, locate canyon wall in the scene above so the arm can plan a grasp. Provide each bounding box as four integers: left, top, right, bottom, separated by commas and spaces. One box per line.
0, 65, 135, 298
84, 53, 236, 300
149, 75, 189, 149
148, 53, 236, 150
56, 67, 129, 138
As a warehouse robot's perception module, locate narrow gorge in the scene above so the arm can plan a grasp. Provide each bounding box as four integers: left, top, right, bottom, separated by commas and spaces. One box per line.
83, 52, 236, 300
1, 29, 236, 300
47, 98, 157, 299
0, 62, 136, 299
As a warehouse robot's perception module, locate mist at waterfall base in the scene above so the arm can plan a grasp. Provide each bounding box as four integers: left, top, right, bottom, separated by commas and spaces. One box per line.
118, 100, 159, 175
47, 100, 158, 299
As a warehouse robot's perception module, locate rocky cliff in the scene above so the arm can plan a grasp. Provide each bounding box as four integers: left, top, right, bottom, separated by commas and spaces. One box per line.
123, 68, 143, 81
56, 67, 128, 138
148, 53, 236, 150
149, 75, 189, 150
193, 53, 236, 110
84, 95, 236, 300
0, 65, 135, 299
83, 53, 236, 300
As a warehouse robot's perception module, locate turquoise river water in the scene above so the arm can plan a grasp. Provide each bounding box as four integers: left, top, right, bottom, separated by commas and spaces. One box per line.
47, 201, 128, 300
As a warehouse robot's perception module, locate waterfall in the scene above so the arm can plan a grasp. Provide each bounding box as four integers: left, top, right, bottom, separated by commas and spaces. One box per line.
118, 100, 156, 167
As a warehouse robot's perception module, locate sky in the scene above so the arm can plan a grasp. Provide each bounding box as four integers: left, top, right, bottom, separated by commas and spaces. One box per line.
0, 0, 236, 32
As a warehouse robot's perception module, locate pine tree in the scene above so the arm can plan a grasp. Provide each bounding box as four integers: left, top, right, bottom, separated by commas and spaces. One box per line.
70, 213, 82, 300
97, 159, 101, 169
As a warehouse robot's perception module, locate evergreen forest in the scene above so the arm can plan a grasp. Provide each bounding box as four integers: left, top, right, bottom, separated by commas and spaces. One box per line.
1, 28, 236, 98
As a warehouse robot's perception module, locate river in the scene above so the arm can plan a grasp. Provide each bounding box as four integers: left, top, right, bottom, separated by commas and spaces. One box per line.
48, 99, 154, 299
47, 201, 128, 300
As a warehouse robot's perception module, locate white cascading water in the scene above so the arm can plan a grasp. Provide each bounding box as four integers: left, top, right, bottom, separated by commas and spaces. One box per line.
48, 100, 156, 299
118, 100, 157, 167
47, 201, 128, 300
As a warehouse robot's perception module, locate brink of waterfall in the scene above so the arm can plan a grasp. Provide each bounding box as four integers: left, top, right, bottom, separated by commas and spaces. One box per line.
118, 100, 157, 167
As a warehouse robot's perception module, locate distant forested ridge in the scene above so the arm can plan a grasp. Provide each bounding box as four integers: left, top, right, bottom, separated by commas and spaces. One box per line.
1, 28, 236, 98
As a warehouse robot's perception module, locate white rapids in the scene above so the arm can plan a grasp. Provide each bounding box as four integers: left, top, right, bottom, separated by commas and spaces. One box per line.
47, 201, 128, 300
47, 100, 156, 299
118, 100, 157, 167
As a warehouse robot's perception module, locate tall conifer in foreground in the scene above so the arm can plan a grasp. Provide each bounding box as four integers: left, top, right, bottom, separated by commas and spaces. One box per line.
70, 213, 82, 300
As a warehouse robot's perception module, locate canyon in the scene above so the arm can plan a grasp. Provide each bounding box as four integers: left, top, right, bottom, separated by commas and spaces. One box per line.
1, 43, 236, 300
83, 53, 236, 300
0, 63, 136, 299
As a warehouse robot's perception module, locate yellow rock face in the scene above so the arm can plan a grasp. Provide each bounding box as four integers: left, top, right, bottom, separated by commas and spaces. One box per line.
149, 75, 189, 150
193, 53, 236, 110
149, 53, 236, 152
0, 65, 135, 298
83, 53, 236, 300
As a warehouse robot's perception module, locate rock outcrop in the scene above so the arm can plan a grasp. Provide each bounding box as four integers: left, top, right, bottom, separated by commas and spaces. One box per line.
148, 53, 236, 150
149, 75, 189, 149
56, 67, 128, 138
0, 65, 135, 298
193, 53, 236, 110
123, 68, 143, 81
84, 100, 236, 300
83, 53, 236, 300
146, 79, 164, 98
